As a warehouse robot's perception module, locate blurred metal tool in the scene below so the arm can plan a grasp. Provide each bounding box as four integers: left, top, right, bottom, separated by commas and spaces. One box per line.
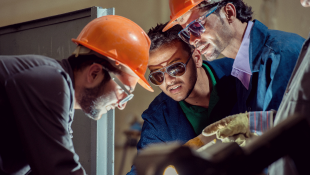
134, 114, 310, 175
118, 118, 142, 175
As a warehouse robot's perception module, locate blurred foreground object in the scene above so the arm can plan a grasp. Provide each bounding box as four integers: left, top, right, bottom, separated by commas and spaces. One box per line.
184, 134, 217, 149
134, 114, 310, 175
118, 118, 142, 175
203, 112, 257, 146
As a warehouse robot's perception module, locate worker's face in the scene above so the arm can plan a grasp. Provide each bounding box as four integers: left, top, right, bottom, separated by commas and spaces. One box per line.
301, 0, 310, 7
77, 67, 138, 120
148, 41, 197, 101
178, 5, 233, 61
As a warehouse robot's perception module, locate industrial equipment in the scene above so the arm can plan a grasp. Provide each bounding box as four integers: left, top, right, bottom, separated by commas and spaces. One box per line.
134, 114, 310, 175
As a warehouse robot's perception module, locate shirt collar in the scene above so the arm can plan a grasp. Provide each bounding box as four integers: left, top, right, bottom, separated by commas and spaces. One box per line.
232, 20, 254, 74
58, 58, 75, 87
57, 58, 75, 122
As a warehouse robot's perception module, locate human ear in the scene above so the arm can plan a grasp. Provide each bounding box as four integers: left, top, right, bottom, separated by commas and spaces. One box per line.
223, 3, 237, 23
192, 49, 203, 68
87, 63, 104, 84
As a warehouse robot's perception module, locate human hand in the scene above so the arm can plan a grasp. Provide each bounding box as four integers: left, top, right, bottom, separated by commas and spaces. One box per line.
202, 113, 256, 146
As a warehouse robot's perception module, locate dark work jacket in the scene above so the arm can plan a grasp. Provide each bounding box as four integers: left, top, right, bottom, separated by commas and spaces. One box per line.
235, 20, 305, 112
127, 58, 237, 175
0, 55, 85, 175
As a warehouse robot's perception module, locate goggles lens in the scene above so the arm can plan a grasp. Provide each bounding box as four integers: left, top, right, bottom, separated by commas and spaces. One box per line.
109, 72, 134, 106
148, 57, 190, 86
178, 5, 218, 44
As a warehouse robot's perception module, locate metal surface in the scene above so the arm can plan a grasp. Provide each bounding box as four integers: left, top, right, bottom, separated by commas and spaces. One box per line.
0, 6, 115, 175
95, 109, 115, 175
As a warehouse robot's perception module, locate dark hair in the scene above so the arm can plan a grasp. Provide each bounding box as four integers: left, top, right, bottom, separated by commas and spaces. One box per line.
68, 54, 121, 78
198, 0, 253, 23
147, 22, 193, 54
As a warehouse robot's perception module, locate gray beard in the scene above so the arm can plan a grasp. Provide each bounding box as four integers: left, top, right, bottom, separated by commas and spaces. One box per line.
77, 79, 106, 120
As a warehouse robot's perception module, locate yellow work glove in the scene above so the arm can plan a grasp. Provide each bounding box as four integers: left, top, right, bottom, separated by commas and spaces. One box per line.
202, 112, 257, 147
184, 136, 205, 148
220, 133, 257, 147
184, 134, 217, 149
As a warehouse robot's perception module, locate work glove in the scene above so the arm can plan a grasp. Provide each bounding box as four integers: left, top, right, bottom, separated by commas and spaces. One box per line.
184, 136, 205, 148
202, 112, 257, 147
184, 134, 216, 149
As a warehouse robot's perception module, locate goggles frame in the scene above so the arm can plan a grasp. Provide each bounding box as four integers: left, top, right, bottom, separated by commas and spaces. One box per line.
148, 56, 191, 86
178, 5, 219, 44
101, 65, 134, 106
109, 73, 134, 106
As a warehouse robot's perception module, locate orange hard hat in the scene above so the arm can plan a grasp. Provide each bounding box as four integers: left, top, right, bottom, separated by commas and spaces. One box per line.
163, 0, 222, 32
72, 15, 154, 92
163, 0, 204, 32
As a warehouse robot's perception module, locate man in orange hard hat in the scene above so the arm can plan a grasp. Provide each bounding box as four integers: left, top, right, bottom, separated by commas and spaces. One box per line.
0, 15, 153, 175
162, 0, 305, 146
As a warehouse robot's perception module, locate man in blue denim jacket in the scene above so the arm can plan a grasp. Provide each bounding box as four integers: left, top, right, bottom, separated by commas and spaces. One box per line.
165, 0, 305, 114
127, 23, 238, 175
158, 0, 305, 147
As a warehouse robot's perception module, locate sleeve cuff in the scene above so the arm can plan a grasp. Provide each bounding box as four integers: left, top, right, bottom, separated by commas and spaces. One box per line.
249, 111, 274, 135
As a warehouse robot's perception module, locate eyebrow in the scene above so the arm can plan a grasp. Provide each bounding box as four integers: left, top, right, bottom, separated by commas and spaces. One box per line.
149, 58, 182, 72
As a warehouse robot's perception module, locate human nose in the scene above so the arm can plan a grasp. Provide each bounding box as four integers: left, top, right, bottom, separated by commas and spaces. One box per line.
189, 32, 201, 47
164, 70, 176, 86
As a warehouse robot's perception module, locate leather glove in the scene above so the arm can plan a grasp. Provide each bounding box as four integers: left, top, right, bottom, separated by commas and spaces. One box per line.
220, 132, 257, 147
202, 112, 257, 147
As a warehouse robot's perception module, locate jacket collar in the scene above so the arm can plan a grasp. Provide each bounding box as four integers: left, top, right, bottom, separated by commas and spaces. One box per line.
57, 58, 75, 121
249, 20, 269, 72
203, 60, 226, 80
58, 58, 75, 87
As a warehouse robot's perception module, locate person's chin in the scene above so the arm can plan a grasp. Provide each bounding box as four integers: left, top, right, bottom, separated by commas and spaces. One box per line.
169, 92, 187, 102
203, 50, 219, 61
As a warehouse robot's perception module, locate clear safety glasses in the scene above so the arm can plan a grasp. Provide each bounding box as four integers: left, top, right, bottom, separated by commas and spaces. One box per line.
148, 57, 191, 86
109, 73, 134, 106
178, 5, 219, 44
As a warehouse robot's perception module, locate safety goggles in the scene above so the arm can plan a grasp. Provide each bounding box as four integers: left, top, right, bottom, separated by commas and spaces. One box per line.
109, 72, 134, 106
178, 5, 219, 44
148, 57, 191, 86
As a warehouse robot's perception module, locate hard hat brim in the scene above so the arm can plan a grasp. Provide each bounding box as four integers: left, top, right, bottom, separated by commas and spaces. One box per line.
72, 39, 154, 92
138, 76, 154, 92
163, 3, 199, 32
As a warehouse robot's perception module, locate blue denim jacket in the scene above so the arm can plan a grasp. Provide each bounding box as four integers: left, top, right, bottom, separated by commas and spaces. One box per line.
127, 58, 236, 175
235, 20, 305, 113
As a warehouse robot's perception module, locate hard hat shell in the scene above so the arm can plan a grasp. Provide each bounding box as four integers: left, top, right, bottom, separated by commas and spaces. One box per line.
163, 0, 204, 32
72, 15, 154, 92
163, 0, 222, 32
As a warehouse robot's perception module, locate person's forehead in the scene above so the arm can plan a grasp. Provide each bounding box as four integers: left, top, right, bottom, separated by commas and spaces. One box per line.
148, 42, 188, 67
178, 7, 202, 26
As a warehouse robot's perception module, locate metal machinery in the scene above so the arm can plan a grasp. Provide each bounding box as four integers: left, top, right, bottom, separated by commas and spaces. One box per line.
0, 7, 115, 175
134, 114, 310, 175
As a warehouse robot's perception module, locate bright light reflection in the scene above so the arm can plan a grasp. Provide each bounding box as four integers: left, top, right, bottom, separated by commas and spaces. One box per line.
163, 165, 179, 175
